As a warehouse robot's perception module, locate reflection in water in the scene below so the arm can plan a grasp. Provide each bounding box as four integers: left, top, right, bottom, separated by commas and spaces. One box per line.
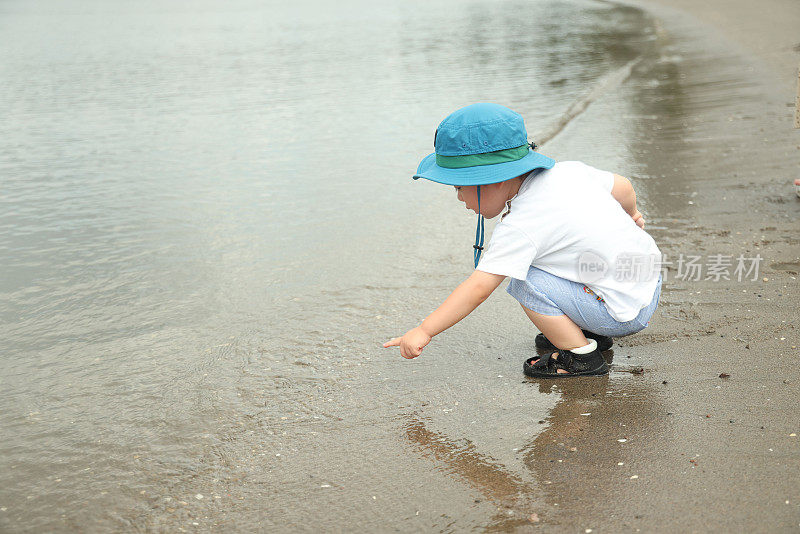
403, 414, 542, 531
403, 349, 667, 531
523, 374, 669, 527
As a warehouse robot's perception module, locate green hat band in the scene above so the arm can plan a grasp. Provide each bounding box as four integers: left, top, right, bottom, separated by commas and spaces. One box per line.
435, 144, 529, 169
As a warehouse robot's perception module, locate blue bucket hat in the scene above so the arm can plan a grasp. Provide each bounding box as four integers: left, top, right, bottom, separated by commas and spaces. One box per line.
413, 103, 555, 266
413, 103, 554, 186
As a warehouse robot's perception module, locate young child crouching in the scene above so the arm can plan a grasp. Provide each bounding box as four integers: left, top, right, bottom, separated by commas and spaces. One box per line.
383, 103, 662, 377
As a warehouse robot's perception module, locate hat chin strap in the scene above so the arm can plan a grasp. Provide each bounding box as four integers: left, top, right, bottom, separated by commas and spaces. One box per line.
473, 185, 485, 268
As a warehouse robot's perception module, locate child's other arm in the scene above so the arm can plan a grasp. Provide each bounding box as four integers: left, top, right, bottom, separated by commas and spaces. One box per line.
383, 270, 506, 359
611, 174, 645, 228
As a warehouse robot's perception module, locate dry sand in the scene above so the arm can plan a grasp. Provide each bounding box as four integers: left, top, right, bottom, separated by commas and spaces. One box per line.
519, 1, 800, 531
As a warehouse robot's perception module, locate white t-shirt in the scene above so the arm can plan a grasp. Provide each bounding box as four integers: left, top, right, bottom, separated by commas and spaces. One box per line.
476, 161, 662, 322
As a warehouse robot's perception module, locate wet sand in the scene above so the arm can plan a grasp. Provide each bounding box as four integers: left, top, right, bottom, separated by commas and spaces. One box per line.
524, 0, 800, 531
629, 0, 800, 93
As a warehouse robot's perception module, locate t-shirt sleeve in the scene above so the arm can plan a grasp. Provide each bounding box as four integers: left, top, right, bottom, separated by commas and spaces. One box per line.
476, 223, 538, 281
580, 162, 615, 192
560, 161, 615, 192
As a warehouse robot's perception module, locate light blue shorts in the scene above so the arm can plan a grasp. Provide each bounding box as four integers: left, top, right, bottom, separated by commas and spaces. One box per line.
507, 266, 662, 338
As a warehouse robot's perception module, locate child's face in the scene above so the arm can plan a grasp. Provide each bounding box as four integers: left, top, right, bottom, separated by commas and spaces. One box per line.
454, 184, 507, 218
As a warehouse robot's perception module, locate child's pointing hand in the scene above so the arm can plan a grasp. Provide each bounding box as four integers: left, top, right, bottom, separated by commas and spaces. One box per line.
383, 327, 432, 359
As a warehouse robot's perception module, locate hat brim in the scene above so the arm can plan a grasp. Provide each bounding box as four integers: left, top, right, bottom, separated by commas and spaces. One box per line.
412, 149, 555, 186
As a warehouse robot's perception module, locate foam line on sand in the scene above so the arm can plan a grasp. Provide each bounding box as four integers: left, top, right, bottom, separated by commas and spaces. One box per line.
536, 56, 644, 147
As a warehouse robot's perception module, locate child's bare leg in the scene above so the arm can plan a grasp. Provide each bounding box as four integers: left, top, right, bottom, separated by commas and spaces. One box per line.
520, 305, 588, 350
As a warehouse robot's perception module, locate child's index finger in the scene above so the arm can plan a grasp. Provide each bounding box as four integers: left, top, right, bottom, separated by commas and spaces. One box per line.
383, 338, 401, 348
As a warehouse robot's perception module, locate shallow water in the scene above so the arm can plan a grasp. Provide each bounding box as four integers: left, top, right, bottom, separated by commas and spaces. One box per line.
0, 0, 694, 530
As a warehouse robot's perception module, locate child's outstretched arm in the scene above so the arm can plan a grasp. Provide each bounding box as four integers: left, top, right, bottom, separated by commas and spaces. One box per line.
383, 270, 506, 359
611, 174, 645, 228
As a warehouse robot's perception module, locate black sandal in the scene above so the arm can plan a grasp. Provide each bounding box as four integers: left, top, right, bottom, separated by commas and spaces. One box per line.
523, 347, 609, 378
535, 329, 613, 352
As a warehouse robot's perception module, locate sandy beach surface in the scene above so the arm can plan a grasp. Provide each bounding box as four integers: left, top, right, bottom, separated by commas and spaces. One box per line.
527, 0, 800, 531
